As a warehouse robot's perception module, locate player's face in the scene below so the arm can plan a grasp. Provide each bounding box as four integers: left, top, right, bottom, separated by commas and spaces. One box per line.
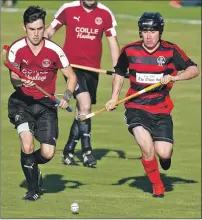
24, 19, 45, 46
141, 31, 160, 49
82, 0, 97, 9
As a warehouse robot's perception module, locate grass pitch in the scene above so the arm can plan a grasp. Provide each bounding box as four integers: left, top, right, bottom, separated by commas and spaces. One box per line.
1, 1, 201, 218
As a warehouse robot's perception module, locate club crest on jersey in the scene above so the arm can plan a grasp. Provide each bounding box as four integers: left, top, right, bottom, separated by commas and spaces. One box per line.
157, 56, 166, 66
42, 59, 51, 68
95, 17, 103, 25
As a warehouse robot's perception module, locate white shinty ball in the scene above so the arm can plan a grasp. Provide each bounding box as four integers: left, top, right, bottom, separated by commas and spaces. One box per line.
71, 202, 79, 213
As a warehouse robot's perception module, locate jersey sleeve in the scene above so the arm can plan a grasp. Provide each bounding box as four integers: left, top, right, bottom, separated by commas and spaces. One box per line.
8, 45, 21, 69
173, 45, 197, 71
104, 10, 117, 37
51, 3, 67, 30
55, 48, 70, 69
114, 48, 129, 76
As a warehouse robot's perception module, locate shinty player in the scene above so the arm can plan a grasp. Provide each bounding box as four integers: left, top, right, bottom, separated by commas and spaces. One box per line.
7, 6, 77, 200
45, 0, 120, 168
105, 12, 200, 197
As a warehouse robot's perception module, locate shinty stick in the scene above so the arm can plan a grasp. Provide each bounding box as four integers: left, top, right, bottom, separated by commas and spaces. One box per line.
79, 81, 164, 121
2, 45, 72, 112
71, 63, 129, 78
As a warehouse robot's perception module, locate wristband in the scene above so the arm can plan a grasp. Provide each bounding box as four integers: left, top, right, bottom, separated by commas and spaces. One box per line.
11, 78, 23, 86
63, 89, 73, 103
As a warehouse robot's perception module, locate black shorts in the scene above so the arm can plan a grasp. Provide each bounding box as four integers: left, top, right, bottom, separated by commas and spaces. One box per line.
72, 68, 99, 104
124, 108, 174, 144
8, 91, 58, 146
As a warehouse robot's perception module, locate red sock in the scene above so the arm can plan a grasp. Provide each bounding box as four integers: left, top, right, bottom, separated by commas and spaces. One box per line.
141, 157, 163, 186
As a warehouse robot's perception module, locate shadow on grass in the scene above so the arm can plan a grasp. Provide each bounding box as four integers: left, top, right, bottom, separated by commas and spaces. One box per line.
58, 148, 141, 162
112, 174, 198, 194
92, 148, 141, 161
19, 174, 85, 193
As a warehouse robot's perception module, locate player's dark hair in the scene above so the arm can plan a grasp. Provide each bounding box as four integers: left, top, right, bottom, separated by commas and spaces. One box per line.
23, 6, 46, 25
138, 12, 164, 38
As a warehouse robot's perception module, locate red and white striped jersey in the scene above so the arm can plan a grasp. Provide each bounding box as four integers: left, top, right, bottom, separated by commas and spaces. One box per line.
8, 37, 69, 99
51, 0, 117, 68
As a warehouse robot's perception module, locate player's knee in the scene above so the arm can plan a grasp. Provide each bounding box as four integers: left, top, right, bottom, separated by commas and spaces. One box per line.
140, 144, 155, 160
42, 153, 54, 161
20, 132, 34, 154
78, 104, 91, 114
39, 153, 52, 163
136, 140, 154, 157
21, 141, 34, 154
158, 150, 173, 160
20, 137, 34, 151
155, 144, 173, 159
18, 123, 34, 152
21, 146, 34, 154
40, 145, 55, 160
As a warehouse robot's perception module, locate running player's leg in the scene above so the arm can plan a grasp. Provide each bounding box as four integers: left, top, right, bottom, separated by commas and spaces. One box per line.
76, 92, 96, 168
153, 114, 174, 170
62, 103, 80, 166
34, 101, 58, 165
62, 69, 85, 166
33, 99, 59, 193
8, 92, 40, 201
63, 70, 97, 168
155, 142, 173, 170
79, 71, 98, 168
20, 130, 40, 201
125, 109, 165, 197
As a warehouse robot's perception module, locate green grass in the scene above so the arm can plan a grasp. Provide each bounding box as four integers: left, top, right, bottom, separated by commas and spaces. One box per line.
1, 1, 201, 219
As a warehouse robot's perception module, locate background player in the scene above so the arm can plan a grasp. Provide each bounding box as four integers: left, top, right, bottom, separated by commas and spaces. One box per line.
45, 0, 120, 168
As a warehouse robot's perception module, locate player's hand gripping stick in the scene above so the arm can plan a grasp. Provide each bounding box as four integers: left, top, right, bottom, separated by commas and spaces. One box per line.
2, 45, 72, 112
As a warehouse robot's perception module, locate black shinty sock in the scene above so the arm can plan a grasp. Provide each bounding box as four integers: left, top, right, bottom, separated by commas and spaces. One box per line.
79, 118, 92, 153
20, 151, 38, 191
34, 149, 51, 164
63, 119, 80, 155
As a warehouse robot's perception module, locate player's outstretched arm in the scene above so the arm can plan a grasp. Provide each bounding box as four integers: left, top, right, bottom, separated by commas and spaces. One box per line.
173, 66, 200, 82
61, 65, 77, 96
56, 66, 77, 110
105, 74, 124, 111
171, 46, 200, 82
107, 36, 120, 68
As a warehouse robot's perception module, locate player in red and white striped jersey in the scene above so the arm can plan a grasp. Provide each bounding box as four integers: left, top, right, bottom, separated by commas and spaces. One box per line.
45, 0, 120, 168
7, 6, 77, 201
105, 12, 200, 197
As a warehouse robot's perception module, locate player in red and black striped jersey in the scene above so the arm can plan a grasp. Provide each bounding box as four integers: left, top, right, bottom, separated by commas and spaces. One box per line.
105, 12, 199, 197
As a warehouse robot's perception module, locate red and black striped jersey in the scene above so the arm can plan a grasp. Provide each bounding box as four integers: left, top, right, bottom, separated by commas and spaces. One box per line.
115, 40, 197, 114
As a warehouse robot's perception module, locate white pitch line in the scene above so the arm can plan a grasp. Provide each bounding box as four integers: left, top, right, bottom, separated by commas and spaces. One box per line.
1, 7, 201, 25
116, 14, 201, 25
